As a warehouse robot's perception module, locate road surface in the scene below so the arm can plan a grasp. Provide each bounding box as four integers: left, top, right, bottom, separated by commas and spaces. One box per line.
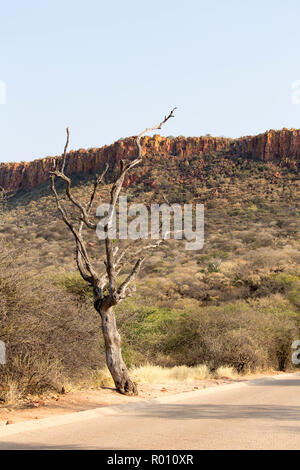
0, 373, 299, 450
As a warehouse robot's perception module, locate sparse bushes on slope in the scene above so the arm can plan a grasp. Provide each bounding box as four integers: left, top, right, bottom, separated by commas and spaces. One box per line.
0, 152, 299, 400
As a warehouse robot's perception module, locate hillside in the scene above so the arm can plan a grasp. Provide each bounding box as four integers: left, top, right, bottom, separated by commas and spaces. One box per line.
0, 130, 299, 400
0, 128, 300, 193
1, 136, 299, 310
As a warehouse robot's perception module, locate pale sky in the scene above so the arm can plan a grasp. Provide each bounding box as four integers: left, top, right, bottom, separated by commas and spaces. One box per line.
1, 0, 300, 163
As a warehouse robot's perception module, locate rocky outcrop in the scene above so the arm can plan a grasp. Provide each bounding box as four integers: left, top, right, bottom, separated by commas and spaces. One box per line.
233, 128, 300, 164
0, 129, 299, 193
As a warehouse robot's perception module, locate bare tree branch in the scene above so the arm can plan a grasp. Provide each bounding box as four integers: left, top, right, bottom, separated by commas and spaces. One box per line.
103, 108, 177, 300
60, 127, 69, 173
50, 129, 101, 286
135, 107, 177, 164
50, 109, 176, 396
86, 163, 109, 214
118, 257, 144, 299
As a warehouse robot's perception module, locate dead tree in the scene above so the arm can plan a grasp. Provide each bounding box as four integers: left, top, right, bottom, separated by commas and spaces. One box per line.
50, 109, 176, 395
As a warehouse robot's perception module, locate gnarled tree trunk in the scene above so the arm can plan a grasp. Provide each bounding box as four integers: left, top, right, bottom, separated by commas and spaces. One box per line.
97, 305, 137, 395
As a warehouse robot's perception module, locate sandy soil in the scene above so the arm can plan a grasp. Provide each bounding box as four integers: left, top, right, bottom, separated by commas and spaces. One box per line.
0, 372, 283, 426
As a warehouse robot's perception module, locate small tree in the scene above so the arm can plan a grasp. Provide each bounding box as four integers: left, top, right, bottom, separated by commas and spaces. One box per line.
50, 109, 176, 395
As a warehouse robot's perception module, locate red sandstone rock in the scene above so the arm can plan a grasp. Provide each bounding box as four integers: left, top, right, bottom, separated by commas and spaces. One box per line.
0, 130, 299, 193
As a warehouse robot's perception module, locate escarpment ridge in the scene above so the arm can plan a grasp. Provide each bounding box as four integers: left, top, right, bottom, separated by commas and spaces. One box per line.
0, 129, 299, 193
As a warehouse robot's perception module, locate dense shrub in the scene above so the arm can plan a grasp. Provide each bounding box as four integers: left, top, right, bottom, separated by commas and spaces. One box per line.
118, 295, 300, 372
0, 245, 105, 400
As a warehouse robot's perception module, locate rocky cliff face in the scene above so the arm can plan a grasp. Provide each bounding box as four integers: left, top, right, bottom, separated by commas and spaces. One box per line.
0, 129, 299, 193
234, 129, 300, 164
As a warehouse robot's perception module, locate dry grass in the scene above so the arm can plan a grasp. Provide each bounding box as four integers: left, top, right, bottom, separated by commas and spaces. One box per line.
214, 366, 237, 379
94, 364, 212, 387
92, 367, 114, 388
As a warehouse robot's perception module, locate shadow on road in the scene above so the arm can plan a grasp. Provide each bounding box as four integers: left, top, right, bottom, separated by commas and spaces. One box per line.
0, 442, 84, 450
131, 403, 300, 422
248, 379, 300, 387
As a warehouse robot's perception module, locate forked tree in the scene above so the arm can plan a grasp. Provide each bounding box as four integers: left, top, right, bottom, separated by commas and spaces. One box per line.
50, 109, 176, 395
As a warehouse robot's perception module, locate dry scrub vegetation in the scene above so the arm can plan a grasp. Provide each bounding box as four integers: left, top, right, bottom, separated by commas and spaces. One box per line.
93, 364, 235, 388
0, 151, 299, 401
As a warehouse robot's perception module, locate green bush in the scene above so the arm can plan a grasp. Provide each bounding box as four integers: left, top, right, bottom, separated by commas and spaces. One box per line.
118, 296, 299, 372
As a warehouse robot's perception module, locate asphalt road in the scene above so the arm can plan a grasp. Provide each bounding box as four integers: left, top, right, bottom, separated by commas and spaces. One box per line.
0, 373, 299, 450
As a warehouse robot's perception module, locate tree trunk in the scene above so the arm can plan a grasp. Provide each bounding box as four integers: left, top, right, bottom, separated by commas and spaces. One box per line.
98, 305, 138, 396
